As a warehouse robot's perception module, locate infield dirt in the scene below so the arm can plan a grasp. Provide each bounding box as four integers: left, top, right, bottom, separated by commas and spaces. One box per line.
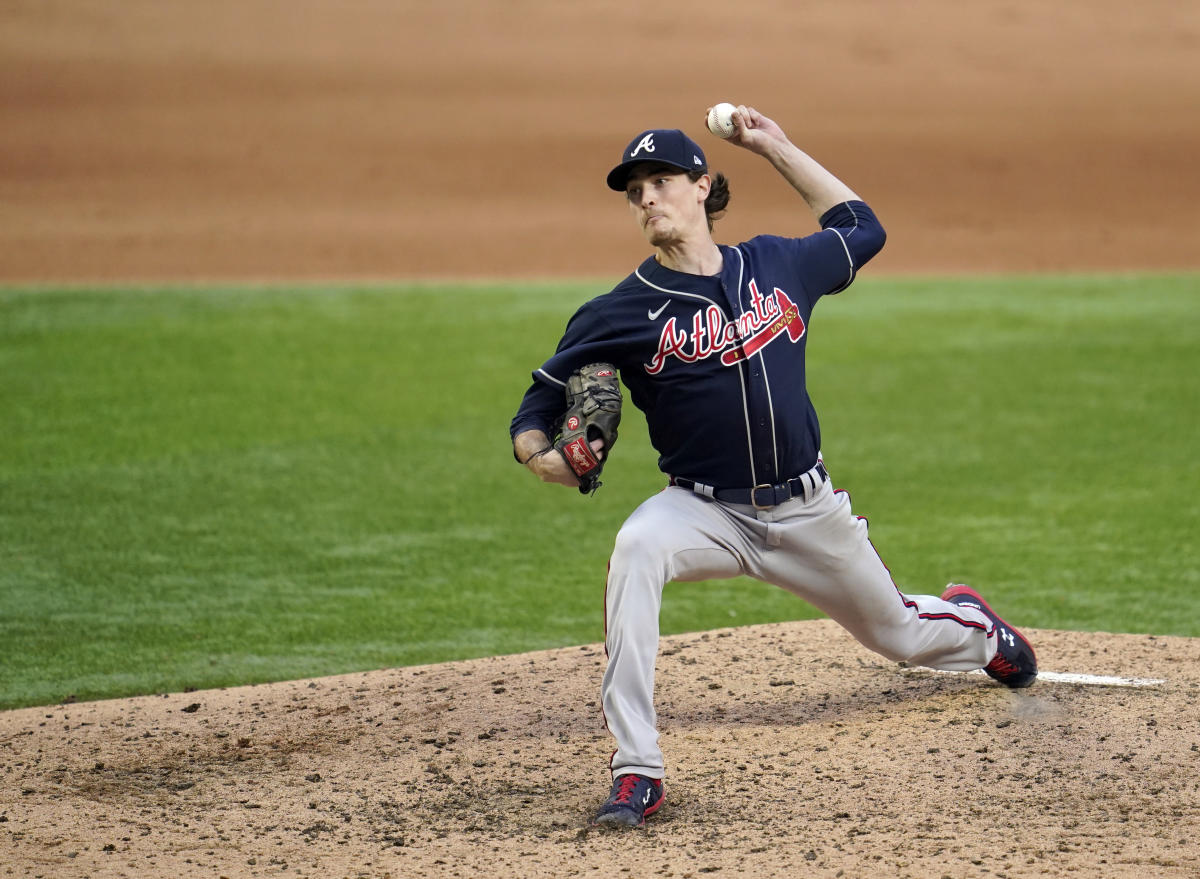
2, 1, 1199, 877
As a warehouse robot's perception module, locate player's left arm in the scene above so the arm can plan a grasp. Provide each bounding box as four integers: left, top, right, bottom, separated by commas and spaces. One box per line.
509, 293, 628, 479
512, 413, 607, 488
514, 427, 600, 487
510, 381, 580, 487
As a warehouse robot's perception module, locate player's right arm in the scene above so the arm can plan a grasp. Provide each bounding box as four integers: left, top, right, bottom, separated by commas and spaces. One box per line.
725, 105, 862, 222
722, 105, 886, 297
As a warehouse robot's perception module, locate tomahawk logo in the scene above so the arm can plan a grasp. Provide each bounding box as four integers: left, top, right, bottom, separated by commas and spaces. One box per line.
630, 134, 656, 158
644, 280, 806, 374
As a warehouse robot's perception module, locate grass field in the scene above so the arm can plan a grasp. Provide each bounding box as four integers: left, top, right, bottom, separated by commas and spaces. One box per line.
1, 275, 1197, 710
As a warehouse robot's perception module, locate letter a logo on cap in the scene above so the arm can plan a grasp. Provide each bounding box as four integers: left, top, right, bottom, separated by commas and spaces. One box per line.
630, 134, 656, 158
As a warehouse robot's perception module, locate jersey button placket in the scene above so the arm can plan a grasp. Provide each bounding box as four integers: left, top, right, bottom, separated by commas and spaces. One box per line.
732, 278, 776, 486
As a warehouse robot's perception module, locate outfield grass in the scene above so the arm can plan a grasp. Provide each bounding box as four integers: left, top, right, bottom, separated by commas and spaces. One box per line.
1, 276, 1197, 709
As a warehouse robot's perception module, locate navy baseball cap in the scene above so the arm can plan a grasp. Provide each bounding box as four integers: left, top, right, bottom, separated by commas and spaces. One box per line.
606, 129, 708, 191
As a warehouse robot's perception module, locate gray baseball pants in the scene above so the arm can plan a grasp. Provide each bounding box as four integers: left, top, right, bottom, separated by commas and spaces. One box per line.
602, 462, 998, 780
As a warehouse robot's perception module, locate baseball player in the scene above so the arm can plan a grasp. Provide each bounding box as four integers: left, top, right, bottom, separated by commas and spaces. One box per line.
509, 105, 1037, 828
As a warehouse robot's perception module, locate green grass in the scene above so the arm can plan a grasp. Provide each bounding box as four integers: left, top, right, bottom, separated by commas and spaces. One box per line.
1, 275, 1197, 709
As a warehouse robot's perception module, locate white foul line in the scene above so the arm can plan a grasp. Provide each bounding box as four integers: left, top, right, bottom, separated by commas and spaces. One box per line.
906, 668, 1166, 688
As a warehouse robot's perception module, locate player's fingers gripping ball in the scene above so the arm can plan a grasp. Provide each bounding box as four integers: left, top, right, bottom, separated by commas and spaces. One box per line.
554, 363, 622, 495
706, 102, 737, 139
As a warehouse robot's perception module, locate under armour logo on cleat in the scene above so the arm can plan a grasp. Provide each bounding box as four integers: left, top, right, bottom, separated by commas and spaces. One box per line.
642, 789, 652, 806
1000, 629, 1016, 648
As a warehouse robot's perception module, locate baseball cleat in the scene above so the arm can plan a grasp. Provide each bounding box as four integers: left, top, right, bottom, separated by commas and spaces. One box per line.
942, 584, 1038, 688
592, 773, 664, 828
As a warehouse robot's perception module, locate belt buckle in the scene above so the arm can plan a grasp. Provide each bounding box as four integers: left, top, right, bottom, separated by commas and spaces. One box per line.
751, 483, 776, 509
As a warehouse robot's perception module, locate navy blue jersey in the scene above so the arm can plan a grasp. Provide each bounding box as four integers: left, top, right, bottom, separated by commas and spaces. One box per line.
511, 200, 886, 488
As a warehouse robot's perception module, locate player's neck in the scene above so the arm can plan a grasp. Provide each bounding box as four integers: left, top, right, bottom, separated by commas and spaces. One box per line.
654, 237, 722, 277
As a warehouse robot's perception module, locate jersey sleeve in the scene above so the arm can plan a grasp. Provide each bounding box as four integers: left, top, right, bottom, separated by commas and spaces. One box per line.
508, 298, 626, 442
779, 200, 886, 305
820, 200, 886, 277
509, 377, 565, 441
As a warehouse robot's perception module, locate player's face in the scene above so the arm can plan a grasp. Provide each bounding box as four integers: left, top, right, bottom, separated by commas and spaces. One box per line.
624, 166, 709, 247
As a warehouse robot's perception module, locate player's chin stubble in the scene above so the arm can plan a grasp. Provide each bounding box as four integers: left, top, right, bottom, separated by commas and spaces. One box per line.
642, 216, 675, 247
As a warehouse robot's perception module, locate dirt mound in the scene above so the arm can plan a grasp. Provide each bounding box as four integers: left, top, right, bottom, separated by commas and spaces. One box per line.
4, 620, 1198, 878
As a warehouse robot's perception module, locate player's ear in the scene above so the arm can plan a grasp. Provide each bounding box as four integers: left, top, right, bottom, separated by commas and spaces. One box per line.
695, 173, 711, 201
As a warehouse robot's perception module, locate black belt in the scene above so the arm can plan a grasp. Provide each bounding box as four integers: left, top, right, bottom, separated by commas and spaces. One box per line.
669, 462, 828, 509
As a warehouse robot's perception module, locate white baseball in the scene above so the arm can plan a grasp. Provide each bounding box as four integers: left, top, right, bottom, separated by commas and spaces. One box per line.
706, 102, 737, 139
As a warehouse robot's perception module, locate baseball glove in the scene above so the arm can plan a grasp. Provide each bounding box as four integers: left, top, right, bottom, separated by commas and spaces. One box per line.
554, 363, 622, 495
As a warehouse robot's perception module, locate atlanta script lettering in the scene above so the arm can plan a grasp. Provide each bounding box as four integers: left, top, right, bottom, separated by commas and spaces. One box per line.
644, 280, 806, 374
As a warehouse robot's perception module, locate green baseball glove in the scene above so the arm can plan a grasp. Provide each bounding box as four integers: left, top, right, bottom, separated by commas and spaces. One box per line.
554, 363, 622, 495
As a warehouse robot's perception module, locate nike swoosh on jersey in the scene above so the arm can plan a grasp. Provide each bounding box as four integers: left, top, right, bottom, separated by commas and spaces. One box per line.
648, 300, 671, 320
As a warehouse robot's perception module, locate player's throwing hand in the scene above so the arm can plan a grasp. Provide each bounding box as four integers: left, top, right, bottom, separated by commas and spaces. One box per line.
720, 105, 789, 157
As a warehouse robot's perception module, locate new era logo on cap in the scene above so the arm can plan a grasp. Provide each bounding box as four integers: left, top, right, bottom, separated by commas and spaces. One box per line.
607, 128, 708, 191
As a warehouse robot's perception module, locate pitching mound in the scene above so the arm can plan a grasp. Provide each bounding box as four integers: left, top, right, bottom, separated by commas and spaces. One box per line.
3, 620, 1198, 878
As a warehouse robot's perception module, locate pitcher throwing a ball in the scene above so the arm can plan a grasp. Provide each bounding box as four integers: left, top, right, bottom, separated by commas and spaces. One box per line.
509, 104, 1037, 828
